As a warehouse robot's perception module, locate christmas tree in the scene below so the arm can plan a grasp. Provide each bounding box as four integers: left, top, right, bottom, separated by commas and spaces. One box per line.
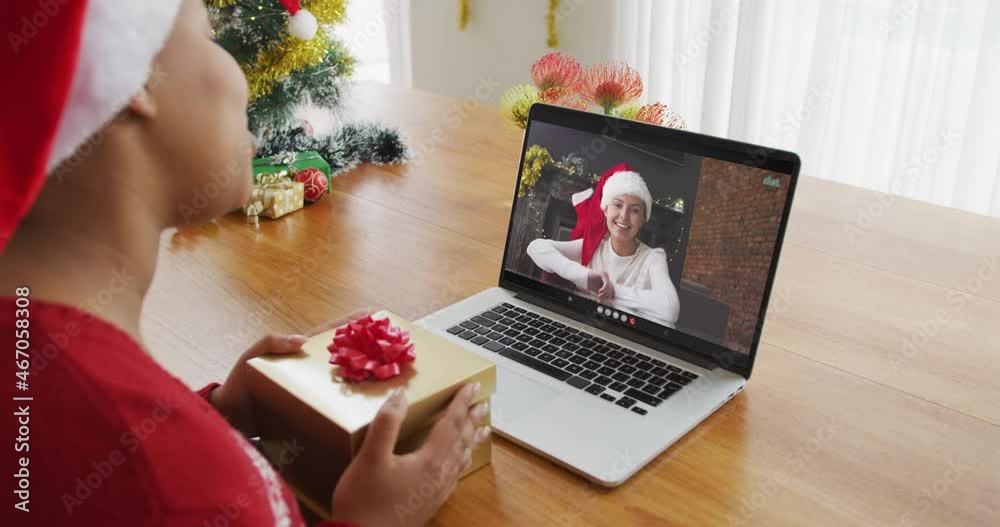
205, 0, 408, 175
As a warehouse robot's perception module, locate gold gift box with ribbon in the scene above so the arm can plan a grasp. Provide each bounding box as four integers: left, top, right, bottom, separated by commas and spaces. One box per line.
247, 310, 495, 520
244, 172, 304, 220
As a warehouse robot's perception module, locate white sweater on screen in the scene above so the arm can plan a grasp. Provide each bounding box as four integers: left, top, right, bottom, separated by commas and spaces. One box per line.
526, 236, 680, 327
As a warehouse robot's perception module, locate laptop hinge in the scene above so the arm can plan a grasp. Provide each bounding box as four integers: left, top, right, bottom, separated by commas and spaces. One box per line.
514, 291, 720, 370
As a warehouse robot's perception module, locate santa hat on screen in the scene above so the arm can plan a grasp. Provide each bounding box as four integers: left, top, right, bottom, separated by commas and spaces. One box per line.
0, 0, 183, 253
570, 164, 652, 266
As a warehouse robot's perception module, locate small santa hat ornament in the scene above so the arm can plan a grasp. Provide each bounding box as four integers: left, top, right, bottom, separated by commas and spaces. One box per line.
278, 0, 319, 40
0, 0, 182, 253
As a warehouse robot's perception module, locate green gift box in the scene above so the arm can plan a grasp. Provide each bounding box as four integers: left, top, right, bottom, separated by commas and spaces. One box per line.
252, 151, 331, 193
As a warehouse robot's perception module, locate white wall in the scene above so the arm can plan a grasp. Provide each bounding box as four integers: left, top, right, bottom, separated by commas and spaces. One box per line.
406, 0, 617, 104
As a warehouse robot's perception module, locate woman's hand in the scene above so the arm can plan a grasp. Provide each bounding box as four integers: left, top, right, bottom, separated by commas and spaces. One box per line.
332, 383, 491, 527
209, 309, 371, 436
588, 270, 615, 304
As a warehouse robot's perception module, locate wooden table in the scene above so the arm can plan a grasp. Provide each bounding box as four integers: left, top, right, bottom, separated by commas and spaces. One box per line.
144, 83, 1000, 526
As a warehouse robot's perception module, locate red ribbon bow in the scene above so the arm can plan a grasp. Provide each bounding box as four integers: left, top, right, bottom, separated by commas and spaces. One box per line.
328, 315, 416, 381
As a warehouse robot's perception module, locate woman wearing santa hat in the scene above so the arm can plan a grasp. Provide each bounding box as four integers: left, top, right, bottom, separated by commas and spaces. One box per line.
0, 1, 486, 525
527, 164, 681, 327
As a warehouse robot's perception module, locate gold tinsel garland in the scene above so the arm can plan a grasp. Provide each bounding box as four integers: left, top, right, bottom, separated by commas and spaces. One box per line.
244, 32, 329, 101
457, 0, 559, 48
546, 0, 560, 48
303, 0, 348, 25
209, 0, 348, 102
458, 0, 470, 31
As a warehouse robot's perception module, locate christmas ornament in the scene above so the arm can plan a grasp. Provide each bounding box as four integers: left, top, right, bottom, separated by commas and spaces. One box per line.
295, 167, 329, 202
206, 0, 408, 178
278, 0, 318, 40
328, 314, 416, 381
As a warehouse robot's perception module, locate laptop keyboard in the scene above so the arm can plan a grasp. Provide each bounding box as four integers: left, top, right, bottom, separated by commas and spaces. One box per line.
447, 303, 699, 416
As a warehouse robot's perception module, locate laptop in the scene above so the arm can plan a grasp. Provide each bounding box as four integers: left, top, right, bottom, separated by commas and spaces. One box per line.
417, 103, 800, 486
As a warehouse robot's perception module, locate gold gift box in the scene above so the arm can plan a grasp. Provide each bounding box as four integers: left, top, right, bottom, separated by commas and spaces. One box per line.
247, 310, 495, 519
244, 173, 305, 219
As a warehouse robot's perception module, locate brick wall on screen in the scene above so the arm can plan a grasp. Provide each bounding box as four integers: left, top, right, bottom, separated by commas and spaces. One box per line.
684, 158, 789, 352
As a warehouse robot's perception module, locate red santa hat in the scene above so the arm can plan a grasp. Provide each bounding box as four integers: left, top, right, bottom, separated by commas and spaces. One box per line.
0, 0, 183, 253
0, 0, 322, 254
570, 163, 653, 266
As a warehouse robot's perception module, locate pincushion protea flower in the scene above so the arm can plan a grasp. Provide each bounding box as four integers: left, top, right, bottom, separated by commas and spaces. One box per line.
539, 87, 587, 111
500, 52, 686, 130
661, 106, 688, 129
531, 52, 582, 91
635, 102, 667, 125
618, 102, 688, 129
577, 62, 643, 114
500, 84, 539, 129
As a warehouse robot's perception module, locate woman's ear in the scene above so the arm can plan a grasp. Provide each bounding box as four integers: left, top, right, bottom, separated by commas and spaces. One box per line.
127, 86, 158, 119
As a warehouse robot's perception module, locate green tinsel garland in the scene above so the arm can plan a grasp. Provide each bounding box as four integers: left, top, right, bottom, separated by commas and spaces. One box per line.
261, 123, 409, 177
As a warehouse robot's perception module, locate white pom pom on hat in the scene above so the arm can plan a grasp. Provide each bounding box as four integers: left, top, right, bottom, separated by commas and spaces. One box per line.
1, 0, 182, 253
279, 0, 318, 40
599, 171, 653, 221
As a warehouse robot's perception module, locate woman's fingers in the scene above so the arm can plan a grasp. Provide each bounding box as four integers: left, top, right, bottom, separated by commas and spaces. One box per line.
304, 308, 373, 337
359, 388, 409, 461
242, 334, 308, 360
423, 383, 480, 460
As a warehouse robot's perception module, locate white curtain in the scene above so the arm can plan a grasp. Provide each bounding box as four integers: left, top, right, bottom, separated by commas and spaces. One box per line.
613, 0, 1000, 217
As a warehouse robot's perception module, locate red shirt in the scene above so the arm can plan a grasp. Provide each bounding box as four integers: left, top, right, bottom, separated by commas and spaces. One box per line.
3, 298, 352, 526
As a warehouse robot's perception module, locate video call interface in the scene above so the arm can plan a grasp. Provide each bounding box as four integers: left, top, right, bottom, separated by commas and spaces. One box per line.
504, 121, 792, 355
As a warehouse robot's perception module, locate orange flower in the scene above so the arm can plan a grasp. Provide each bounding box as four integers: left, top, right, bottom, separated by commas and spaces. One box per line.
577, 62, 643, 114
539, 86, 587, 111
635, 102, 667, 125
531, 52, 582, 91
661, 106, 688, 130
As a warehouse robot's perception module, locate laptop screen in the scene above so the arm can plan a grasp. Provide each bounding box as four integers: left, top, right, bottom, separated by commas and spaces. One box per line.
501, 106, 797, 361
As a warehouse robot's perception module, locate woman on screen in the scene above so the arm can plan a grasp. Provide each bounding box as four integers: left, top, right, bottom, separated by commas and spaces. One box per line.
526, 163, 680, 327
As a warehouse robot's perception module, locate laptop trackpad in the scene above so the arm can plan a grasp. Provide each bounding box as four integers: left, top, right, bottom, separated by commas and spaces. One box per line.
490, 366, 560, 428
